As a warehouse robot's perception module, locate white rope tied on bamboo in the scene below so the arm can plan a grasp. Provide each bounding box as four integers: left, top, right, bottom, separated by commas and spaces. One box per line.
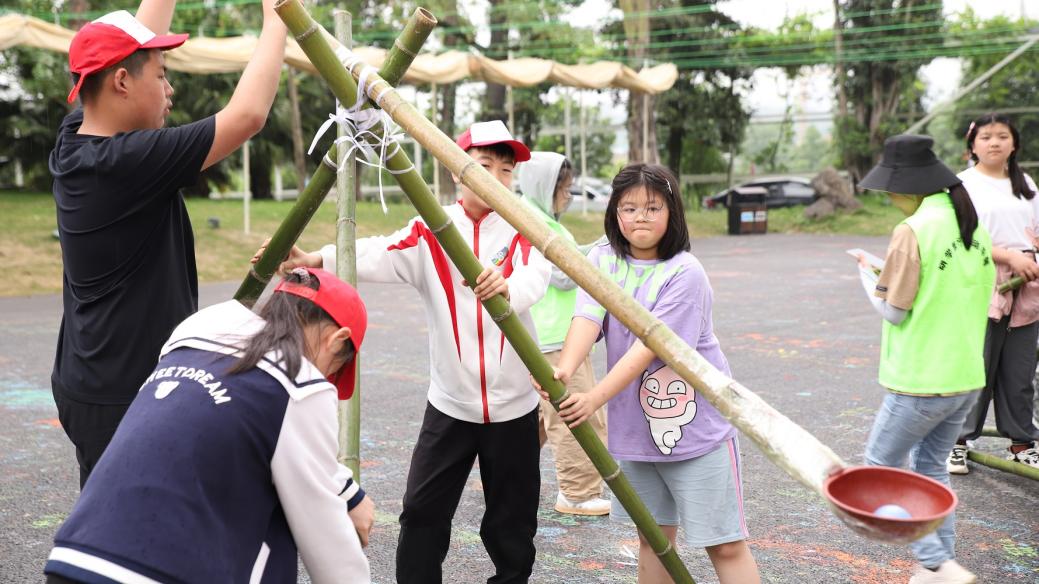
306, 47, 414, 213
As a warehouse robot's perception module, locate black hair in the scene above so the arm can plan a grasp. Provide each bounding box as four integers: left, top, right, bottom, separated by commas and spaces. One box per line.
555, 158, 574, 194
71, 49, 155, 104
943, 183, 981, 250
466, 143, 516, 165
604, 163, 690, 261
228, 271, 356, 378
966, 113, 1036, 200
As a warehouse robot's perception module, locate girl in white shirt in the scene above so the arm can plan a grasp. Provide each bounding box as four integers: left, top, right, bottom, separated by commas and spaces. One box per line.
948, 113, 1039, 474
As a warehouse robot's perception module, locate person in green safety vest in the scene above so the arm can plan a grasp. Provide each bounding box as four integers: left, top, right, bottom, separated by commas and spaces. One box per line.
854, 134, 994, 584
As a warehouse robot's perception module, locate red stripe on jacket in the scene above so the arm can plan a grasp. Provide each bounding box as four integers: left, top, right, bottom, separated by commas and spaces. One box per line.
469, 214, 491, 423
386, 222, 461, 360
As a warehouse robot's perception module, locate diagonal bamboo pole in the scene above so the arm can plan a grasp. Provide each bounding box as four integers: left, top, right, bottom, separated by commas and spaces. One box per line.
235, 146, 340, 307
234, 7, 436, 308
967, 449, 1039, 481
274, 1, 696, 581
272, 0, 908, 547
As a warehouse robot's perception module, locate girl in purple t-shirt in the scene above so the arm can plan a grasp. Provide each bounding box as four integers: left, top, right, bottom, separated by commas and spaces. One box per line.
549, 164, 760, 583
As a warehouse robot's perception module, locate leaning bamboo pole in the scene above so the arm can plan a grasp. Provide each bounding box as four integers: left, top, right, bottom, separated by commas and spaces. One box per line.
275, 0, 895, 544
281, 0, 846, 493
967, 450, 1039, 481
274, 1, 696, 580
234, 145, 340, 307
234, 7, 435, 308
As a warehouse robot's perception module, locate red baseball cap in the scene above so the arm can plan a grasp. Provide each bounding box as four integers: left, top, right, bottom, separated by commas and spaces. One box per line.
67, 10, 188, 104
456, 120, 531, 162
275, 268, 368, 400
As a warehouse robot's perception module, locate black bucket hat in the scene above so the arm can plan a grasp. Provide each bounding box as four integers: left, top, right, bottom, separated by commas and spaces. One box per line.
859, 134, 961, 195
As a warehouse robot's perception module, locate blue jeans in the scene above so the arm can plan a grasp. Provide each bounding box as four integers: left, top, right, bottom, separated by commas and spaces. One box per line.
864, 390, 978, 569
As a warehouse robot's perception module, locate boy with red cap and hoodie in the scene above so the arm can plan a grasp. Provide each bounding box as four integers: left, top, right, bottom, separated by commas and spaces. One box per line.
49, 0, 287, 487
45, 268, 375, 583
261, 120, 551, 583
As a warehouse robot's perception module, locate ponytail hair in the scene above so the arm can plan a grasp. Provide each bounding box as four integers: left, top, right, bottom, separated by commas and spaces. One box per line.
947, 183, 980, 250
228, 270, 356, 377
966, 113, 1036, 200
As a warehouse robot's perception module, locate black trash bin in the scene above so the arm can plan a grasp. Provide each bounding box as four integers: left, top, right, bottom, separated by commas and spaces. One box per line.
726, 186, 768, 235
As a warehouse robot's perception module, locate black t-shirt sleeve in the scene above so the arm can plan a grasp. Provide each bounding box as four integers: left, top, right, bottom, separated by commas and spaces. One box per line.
96, 116, 216, 201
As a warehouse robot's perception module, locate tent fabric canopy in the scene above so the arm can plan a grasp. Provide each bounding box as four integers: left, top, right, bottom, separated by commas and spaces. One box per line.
0, 13, 677, 94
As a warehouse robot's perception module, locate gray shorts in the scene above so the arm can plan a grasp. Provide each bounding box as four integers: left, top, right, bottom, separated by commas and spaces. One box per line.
611, 437, 749, 547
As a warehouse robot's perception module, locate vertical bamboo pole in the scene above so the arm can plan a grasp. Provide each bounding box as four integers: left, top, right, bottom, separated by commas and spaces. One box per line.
335, 9, 362, 478
274, 2, 696, 580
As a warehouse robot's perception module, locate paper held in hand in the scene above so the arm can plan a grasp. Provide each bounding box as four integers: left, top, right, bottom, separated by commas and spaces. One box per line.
846, 248, 885, 275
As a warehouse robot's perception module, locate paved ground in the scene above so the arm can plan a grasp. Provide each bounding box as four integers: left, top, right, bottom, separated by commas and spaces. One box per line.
1, 234, 1036, 583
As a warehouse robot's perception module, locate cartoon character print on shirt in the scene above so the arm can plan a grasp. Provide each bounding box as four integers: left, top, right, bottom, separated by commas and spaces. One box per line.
639, 364, 697, 455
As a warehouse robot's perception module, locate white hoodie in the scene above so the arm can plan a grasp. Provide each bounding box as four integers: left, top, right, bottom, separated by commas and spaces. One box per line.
320, 203, 550, 423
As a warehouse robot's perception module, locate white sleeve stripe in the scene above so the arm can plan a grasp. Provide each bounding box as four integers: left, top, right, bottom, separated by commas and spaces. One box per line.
248, 542, 270, 584
48, 547, 163, 584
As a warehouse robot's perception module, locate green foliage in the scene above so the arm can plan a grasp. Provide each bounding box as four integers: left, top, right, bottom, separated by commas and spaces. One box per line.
525, 89, 616, 179
944, 9, 1039, 169
832, 0, 945, 179
649, 1, 752, 178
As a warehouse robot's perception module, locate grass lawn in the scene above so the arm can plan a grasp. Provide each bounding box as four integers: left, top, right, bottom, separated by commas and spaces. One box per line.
0, 190, 902, 297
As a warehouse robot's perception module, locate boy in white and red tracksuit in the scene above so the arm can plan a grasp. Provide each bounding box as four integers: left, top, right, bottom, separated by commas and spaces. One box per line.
289, 121, 550, 583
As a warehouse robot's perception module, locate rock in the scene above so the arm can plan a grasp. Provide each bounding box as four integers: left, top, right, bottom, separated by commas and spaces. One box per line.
804, 197, 836, 220
811, 167, 862, 211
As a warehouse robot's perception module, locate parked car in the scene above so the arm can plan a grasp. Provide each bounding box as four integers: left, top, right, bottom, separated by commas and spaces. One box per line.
704, 176, 818, 209
568, 177, 611, 211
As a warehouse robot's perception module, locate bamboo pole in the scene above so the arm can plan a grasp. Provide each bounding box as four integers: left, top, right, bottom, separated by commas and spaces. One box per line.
998, 276, 1024, 293
274, 2, 696, 580
282, 0, 846, 493
234, 7, 436, 307
335, 8, 362, 479
234, 146, 340, 307
275, 0, 855, 523
981, 426, 1000, 438
967, 450, 1039, 481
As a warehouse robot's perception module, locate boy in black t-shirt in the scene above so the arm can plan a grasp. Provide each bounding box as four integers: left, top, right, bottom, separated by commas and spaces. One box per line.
50, 0, 287, 487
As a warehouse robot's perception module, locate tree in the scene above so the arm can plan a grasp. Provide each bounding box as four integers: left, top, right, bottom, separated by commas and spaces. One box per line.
652, 1, 752, 180
945, 10, 1039, 169
619, 0, 656, 163
832, 0, 943, 181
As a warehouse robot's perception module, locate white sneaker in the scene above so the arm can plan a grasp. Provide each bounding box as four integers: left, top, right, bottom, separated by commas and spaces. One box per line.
554, 492, 610, 516
946, 445, 968, 475
908, 560, 977, 584
1006, 445, 1039, 468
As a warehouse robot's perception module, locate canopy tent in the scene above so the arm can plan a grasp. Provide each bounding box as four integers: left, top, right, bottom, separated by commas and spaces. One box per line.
0, 13, 677, 93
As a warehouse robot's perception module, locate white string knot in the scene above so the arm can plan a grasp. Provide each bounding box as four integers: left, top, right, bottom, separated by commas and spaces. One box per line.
306, 46, 414, 213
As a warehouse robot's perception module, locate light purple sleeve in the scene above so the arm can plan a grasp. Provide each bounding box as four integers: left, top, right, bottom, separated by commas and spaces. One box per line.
650, 263, 707, 349
574, 246, 608, 327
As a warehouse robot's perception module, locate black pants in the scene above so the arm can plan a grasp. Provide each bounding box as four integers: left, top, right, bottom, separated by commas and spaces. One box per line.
52, 388, 131, 488
46, 574, 80, 584
959, 317, 1039, 444
396, 403, 540, 584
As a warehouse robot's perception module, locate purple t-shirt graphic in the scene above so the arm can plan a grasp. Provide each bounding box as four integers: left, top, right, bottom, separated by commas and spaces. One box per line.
575, 245, 736, 462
